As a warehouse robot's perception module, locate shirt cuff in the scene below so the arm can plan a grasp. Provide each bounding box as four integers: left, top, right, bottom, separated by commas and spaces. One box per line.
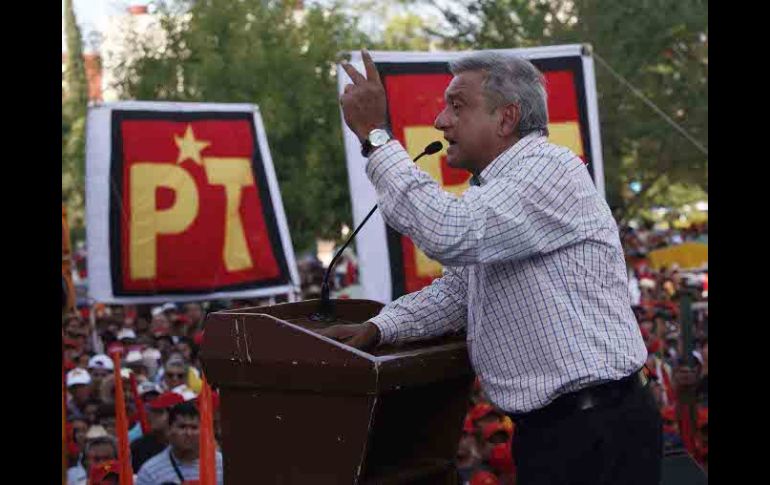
368, 312, 401, 346
365, 140, 411, 188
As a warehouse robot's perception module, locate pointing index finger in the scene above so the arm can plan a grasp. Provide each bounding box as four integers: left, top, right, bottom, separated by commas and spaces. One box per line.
362, 49, 381, 84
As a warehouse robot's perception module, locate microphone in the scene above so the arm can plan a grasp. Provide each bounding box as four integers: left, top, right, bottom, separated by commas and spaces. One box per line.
310, 140, 444, 322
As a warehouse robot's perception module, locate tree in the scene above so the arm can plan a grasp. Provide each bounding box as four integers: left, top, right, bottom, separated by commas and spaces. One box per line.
422, 0, 708, 218
110, 0, 370, 253
62, 0, 89, 239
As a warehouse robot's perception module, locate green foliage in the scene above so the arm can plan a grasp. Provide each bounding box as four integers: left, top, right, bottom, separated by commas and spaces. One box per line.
62, 0, 89, 234
112, 0, 370, 252
378, 13, 433, 51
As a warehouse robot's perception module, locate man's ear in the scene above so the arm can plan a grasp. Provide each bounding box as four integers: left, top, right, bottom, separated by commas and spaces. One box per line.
498, 104, 520, 138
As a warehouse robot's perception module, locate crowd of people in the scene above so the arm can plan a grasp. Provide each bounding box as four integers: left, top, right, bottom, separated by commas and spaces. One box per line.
63, 302, 225, 484
63, 222, 707, 484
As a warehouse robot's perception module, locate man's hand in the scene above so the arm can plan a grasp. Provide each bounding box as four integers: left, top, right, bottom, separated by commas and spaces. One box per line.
339, 49, 387, 142
316, 322, 380, 351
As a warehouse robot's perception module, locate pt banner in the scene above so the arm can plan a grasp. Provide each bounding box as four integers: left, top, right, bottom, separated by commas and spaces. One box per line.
86, 102, 299, 303
338, 45, 605, 303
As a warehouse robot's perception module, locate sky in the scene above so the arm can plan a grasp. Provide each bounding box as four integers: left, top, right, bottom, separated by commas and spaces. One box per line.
62, 0, 152, 51
63, 0, 447, 52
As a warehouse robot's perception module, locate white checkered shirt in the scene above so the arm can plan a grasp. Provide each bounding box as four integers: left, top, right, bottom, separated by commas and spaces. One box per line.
366, 133, 647, 413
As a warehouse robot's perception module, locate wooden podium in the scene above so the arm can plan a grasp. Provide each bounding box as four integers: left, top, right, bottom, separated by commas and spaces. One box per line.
200, 299, 473, 484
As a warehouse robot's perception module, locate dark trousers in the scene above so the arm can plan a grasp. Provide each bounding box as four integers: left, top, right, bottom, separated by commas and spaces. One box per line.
509, 377, 662, 485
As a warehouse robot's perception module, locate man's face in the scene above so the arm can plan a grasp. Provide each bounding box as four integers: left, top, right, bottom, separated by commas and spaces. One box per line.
185, 304, 204, 324
155, 337, 173, 355
135, 317, 150, 333
85, 442, 116, 469
164, 365, 187, 390
84, 403, 99, 425
176, 343, 192, 362
70, 384, 92, 405
98, 417, 116, 437
89, 367, 110, 383
434, 70, 507, 172
65, 325, 89, 348
151, 314, 171, 333
71, 419, 88, 448
457, 432, 478, 462
169, 415, 200, 454
148, 408, 169, 433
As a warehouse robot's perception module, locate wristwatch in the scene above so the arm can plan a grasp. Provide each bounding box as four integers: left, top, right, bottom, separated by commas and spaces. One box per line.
361, 128, 392, 157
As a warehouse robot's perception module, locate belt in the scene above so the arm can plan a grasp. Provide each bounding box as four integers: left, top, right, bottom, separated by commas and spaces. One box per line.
507, 369, 649, 426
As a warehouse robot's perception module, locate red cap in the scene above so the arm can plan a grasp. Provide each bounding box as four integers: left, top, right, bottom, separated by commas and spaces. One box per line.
661, 405, 676, 421
193, 330, 205, 346
174, 315, 192, 326
469, 403, 495, 422
88, 459, 120, 483
470, 470, 499, 485
63, 358, 77, 372
482, 421, 509, 441
149, 392, 185, 410
697, 407, 708, 428
462, 415, 475, 433
107, 342, 125, 357
63, 337, 80, 348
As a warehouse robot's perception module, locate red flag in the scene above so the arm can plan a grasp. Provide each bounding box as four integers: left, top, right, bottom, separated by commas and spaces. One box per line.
678, 403, 697, 455
111, 352, 134, 485
198, 375, 217, 485
62, 368, 68, 484
129, 372, 150, 434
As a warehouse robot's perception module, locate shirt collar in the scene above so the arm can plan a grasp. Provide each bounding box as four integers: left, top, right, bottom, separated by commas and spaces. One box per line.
475, 133, 547, 185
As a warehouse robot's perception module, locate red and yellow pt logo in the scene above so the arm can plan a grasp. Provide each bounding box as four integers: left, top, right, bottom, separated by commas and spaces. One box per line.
113, 115, 284, 294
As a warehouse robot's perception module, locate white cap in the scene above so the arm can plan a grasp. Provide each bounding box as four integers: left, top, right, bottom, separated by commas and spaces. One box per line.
151, 306, 164, 317
161, 302, 177, 312
67, 368, 92, 387
85, 425, 109, 440
117, 328, 137, 341
172, 384, 198, 401
124, 350, 143, 365
142, 348, 161, 361
120, 368, 133, 380
88, 354, 114, 371
639, 278, 656, 289
137, 381, 162, 396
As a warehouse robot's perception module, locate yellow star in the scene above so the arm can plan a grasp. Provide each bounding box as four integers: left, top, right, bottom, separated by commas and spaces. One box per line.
174, 124, 211, 165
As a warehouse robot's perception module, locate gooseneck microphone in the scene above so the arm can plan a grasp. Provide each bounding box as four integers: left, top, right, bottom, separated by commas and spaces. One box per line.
310, 141, 444, 322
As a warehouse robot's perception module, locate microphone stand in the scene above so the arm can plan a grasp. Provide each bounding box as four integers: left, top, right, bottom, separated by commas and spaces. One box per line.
310, 142, 442, 323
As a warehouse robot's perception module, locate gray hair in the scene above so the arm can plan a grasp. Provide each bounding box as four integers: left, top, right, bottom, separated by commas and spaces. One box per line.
449, 51, 549, 136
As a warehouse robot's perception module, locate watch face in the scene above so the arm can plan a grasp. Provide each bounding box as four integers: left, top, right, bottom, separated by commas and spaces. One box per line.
370, 129, 391, 146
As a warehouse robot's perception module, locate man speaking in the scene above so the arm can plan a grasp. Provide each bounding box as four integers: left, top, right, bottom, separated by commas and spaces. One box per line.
321, 49, 661, 484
